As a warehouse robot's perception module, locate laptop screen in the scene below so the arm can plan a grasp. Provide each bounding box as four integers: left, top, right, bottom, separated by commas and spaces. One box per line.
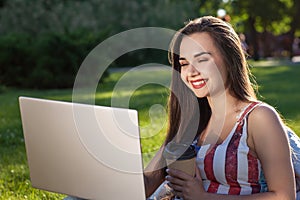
19, 96, 146, 200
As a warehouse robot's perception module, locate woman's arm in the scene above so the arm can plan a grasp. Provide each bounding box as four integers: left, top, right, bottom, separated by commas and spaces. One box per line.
248, 104, 296, 199
144, 169, 165, 197
166, 104, 296, 200
143, 147, 166, 197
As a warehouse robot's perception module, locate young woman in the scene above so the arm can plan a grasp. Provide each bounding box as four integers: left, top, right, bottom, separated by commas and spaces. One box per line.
144, 16, 296, 200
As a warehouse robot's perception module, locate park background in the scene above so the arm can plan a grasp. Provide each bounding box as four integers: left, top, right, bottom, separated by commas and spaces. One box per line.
0, 0, 300, 199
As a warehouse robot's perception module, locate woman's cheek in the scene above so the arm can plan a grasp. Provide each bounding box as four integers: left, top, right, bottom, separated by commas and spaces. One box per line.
180, 72, 189, 87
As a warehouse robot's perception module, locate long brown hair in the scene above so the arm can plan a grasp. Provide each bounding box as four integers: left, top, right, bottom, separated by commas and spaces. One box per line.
165, 16, 257, 146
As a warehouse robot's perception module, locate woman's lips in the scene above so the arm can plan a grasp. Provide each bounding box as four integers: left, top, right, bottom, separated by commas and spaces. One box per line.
190, 79, 207, 89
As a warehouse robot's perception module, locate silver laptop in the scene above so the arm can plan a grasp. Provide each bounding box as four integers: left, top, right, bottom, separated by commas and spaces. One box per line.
19, 96, 146, 200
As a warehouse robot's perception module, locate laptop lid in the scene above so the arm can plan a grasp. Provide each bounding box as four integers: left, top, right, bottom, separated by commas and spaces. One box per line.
19, 96, 146, 200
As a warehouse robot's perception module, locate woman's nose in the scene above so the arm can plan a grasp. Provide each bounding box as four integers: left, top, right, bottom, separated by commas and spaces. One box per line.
186, 64, 199, 76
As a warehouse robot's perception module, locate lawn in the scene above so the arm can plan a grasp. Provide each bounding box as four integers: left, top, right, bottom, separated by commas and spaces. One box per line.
0, 61, 299, 199
251, 61, 300, 133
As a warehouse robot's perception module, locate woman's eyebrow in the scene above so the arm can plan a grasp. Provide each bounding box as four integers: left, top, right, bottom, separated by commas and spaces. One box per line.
193, 52, 211, 58
179, 52, 211, 61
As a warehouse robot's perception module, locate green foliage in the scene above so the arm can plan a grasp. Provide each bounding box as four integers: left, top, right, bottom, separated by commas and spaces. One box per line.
198, 0, 223, 17
0, 0, 198, 36
0, 34, 33, 87
0, 0, 201, 89
31, 33, 79, 88
229, 0, 293, 34
0, 30, 110, 89
199, 0, 296, 35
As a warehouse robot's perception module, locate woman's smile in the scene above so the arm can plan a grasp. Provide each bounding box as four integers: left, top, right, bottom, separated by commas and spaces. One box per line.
190, 79, 207, 89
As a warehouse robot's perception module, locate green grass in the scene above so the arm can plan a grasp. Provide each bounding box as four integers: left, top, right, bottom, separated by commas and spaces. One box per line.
251, 63, 300, 134
0, 89, 72, 199
0, 62, 300, 199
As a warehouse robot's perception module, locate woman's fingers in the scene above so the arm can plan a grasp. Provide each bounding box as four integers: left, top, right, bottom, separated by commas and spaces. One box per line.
195, 165, 202, 179
166, 168, 192, 180
165, 168, 195, 196
166, 174, 185, 186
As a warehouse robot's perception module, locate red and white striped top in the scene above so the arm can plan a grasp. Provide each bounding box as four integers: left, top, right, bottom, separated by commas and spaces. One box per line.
196, 102, 262, 195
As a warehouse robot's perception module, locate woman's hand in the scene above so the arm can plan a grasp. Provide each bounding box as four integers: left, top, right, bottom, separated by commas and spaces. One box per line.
166, 167, 206, 200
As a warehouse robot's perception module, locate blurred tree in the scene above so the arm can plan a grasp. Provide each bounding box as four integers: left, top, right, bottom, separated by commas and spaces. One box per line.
197, 0, 222, 16
0, 0, 199, 36
193, 0, 299, 59
0, 0, 202, 88
2, 0, 298, 88
230, 0, 289, 59
0, 0, 5, 8
288, 0, 300, 56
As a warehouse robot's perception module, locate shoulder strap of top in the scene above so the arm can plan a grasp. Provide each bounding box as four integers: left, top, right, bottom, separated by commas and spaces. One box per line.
236, 101, 262, 123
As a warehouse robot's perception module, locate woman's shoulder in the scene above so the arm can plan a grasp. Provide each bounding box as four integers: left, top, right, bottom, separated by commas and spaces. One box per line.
248, 101, 281, 123
247, 101, 285, 136
247, 102, 288, 159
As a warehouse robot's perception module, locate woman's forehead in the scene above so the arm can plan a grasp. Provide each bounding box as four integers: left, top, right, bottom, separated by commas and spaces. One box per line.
179, 33, 215, 59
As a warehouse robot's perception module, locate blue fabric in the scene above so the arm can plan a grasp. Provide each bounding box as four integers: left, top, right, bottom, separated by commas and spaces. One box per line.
287, 127, 300, 195
288, 127, 300, 178
259, 127, 300, 195
259, 171, 268, 193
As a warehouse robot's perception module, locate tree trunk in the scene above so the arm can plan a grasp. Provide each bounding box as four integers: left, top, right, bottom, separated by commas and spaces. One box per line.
248, 16, 260, 60
288, 0, 300, 58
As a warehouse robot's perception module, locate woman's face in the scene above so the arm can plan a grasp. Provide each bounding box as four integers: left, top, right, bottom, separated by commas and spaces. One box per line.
179, 32, 228, 98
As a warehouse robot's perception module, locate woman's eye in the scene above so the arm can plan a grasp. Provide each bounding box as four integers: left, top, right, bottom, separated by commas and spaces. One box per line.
197, 58, 208, 63
179, 61, 188, 67
180, 63, 188, 67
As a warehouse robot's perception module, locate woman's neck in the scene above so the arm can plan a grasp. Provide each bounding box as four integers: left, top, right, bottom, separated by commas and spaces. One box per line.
200, 90, 250, 145
207, 89, 249, 119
